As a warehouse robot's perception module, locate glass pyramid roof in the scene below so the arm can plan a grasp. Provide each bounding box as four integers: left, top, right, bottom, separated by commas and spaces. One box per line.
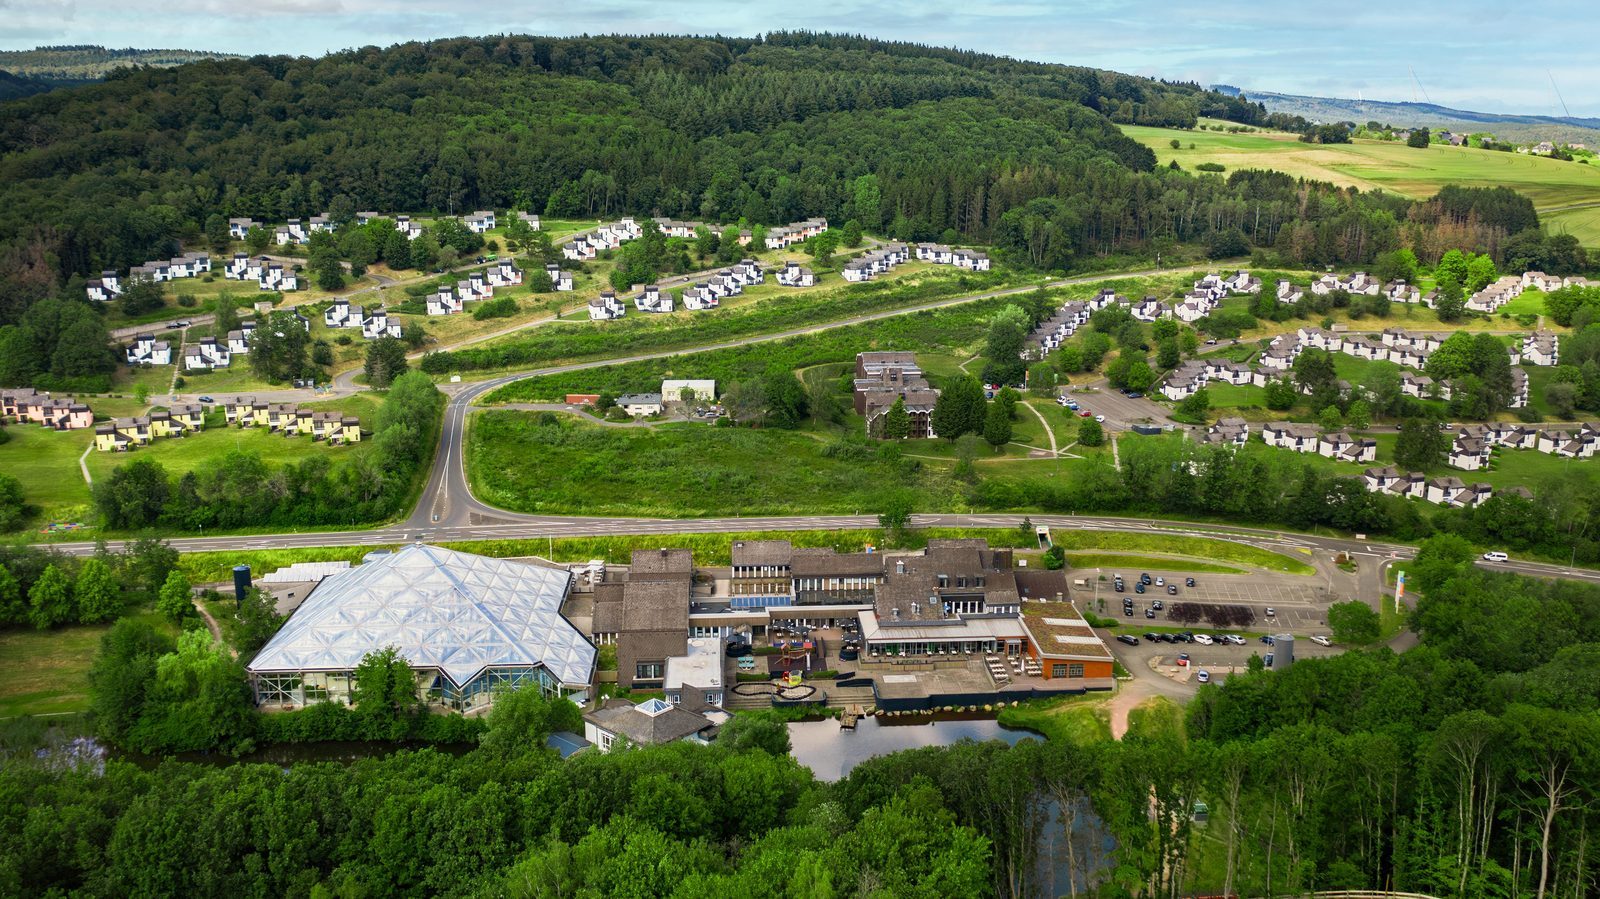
247, 544, 595, 688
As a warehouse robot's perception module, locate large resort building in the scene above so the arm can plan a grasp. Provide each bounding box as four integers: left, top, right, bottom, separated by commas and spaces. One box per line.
247, 545, 596, 712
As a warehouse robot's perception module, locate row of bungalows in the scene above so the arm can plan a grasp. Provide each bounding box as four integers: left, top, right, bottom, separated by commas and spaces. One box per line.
1467, 276, 1524, 313
125, 333, 173, 366
1024, 289, 1124, 359
912, 243, 992, 271
764, 218, 828, 250
841, 243, 911, 282
1311, 271, 1382, 297
274, 215, 334, 246
424, 261, 527, 316
1264, 327, 1447, 372
221, 396, 362, 444
1522, 272, 1590, 292
673, 259, 765, 311
1174, 271, 1258, 323
651, 217, 706, 240
1523, 330, 1559, 366
1447, 421, 1600, 470
775, 260, 816, 287
564, 218, 645, 261
1160, 358, 1269, 400
1361, 468, 1498, 508
1203, 417, 1250, 446
94, 404, 205, 451
1261, 422, 1378, 462
0, 390, 94, 430
222, 254, 300, 291
325, 300, 402, 338
89, 253, 212, 301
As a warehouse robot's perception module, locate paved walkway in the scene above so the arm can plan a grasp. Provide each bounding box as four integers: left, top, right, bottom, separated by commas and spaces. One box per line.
1021, 400, 1059, 456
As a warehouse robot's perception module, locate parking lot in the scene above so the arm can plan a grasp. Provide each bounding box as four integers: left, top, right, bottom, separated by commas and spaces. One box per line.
1112, 631, 1344, 688
1075, 567, 1334, 632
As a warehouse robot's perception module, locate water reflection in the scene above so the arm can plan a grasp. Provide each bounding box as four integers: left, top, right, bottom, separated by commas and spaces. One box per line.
787, 713, 1039, 782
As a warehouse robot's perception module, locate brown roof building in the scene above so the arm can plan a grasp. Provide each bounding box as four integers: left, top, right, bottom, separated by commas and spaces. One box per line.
854, 352, 939, 439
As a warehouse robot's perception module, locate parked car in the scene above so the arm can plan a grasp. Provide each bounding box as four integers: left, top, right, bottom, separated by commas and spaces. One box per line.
1259, 635, 1275, 645
1124, 606, 1134, 616
1079, 410, 1092, 417
1114, 582, 1125, 593
1135, 583, 1145, 594
1193, 634, 1214, 645
1177, 652, 1190, 662
1311, 635, 1332, 647
1196, 670, 1211, 683
1226, 635, 1246, 646
1264, 653, 1274, 666
1167, 584, 1178, 595
1117, 635, 1140, 646
1482, 551, 1509, 563
1155, 576, 1165, 586
1145, 608, 1155, 619
1264, 607, 1276, 617
1140, 573, 1152, 585
1151, 600, 1163, 611
1093, 414, 1106, 423
1185, 577, 1195, 588
1144, 632, 1159, 642
197, 396, 214, 404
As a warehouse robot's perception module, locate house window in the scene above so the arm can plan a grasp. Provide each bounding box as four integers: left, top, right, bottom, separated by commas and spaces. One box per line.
1051, 664, 1067, 678
1068, 664, 1085, 678
599, 733, 613, 751
635, 662, 664, 682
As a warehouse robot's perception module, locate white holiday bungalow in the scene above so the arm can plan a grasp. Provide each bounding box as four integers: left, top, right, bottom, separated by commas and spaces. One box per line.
487, 259, 523, 288
395, 216, 423, 240
681, 284, 718, 310
635, 284, 673, 314
184, 337, 232, 371
776, 262, 815, 287
589, 291, 626, 321
325, 300, 362, 328
362, 308, 402, 340
125, 334, 173, 366
546, 265, 573, 291
428, 287, 464, 316
464, 210, 496, 234
517, 212, 541, 230
1275, 280, 1303, 305
228, 217, 257, 239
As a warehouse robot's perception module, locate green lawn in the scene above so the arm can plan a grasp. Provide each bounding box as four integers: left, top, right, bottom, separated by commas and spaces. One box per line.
0, 425, 95, 520
0, 612, 178, 718
85, 424, 368, 483
1047, 529, 1316, 574
1122, 124, 1600, 246
1062, 553, 1245, 574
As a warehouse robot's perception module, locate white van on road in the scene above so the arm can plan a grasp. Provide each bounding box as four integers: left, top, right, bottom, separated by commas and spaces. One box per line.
1482, 551, 1509, 563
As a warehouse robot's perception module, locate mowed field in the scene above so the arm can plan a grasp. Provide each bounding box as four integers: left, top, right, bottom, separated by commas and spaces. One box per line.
1121, 125, 1600, 246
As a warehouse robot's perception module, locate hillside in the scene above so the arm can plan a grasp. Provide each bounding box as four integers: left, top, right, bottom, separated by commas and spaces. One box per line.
0, 45, 241, 82
0, 70, 55, 102
0, 33, 1252, 283
1227, 87, 1600, 146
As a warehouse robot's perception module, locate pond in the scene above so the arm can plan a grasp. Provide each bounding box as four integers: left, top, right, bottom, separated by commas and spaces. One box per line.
787, 712, 1041, 782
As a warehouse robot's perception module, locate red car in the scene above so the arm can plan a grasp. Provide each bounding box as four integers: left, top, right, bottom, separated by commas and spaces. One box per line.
1078, 409, 1092, 417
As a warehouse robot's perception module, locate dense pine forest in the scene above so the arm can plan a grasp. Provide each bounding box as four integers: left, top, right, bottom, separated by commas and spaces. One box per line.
0, 31, 1553, 329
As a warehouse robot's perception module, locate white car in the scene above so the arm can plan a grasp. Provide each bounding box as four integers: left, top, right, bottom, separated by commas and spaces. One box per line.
1193, 634, 1214, 646
1196, 670, 1211, 684
1225, 635, 1246, 646
1482, 551, 1509, 563
1094, 414, 1106, 423
1310, 635, 1332, 647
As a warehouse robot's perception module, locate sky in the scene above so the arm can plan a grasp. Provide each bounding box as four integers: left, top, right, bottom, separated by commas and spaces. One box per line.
4, 0, 1597, 116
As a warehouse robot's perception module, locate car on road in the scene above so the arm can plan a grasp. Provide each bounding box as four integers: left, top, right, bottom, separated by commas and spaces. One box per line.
1204, 338, 1217, 345
1193, 634, 1214, 645
1185, 577, 1195, 588
1259, 635, 1275, 645
1482, 551, 1509, 562
1196, 670, 1211, 684
1310, 635, 1332, 647
166, 322, 184, 329
197, 396, 214, 404
1117, 635, 1140, 646
1094, 415, 1106, 423
1167, 584, 1178, 595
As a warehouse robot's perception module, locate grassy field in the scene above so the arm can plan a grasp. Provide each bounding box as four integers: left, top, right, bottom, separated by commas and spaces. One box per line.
83, 424, 366, 483
0, 612, 178, 718
1047, 530, 1316, 574
0, 425, 95, 521
996, 693, 1112, 744
1122, 124, 1600, 246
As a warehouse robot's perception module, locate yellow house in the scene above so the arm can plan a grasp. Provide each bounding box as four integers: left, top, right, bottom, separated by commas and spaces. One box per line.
225, 395, 256, 426
147, 410, 179, 438
94, 424, 130, 451
114, 417, 152, 446
266, 404, 297, 432
170, 403, 205, 432
338, 415, 362, 444
293, 408, 316, 436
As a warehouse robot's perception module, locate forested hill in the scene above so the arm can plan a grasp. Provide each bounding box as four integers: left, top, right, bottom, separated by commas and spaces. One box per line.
0, 45, 241, 81
0, 33, 1249, 284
